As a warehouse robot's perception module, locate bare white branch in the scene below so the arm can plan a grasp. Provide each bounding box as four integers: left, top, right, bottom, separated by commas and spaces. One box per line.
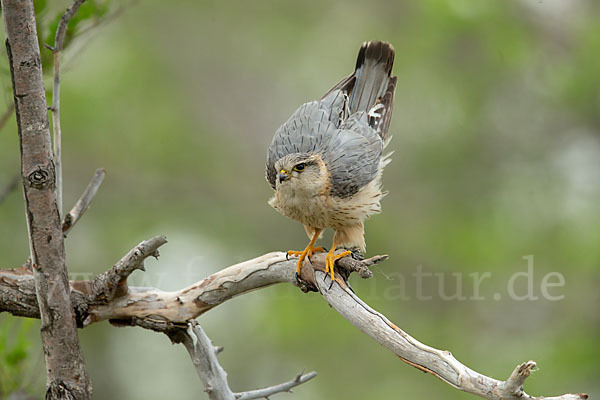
0, 249, 588, 400
312, 268, 587, 400
502, 361, 537, 397
168, 322, 236, 400
159, 320, 316, 400
84, 251, 588, 400
235, 371, 317, 400
62, 168, 106, 235
84, 235, 167, 305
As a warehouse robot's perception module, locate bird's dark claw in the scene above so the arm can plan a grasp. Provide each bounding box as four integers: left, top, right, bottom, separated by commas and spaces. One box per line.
322, 271, 335, 290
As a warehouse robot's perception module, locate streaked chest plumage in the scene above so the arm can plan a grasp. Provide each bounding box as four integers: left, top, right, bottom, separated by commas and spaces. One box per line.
269, 185, 330, 229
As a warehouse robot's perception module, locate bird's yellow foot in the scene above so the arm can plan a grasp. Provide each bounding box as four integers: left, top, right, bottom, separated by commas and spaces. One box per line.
288, 245, 325, 275
325, 248, 352, 281
287, 229, 323, 277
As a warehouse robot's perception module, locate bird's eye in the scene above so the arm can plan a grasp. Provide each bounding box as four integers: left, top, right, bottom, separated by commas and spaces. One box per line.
293, 163, 306, 172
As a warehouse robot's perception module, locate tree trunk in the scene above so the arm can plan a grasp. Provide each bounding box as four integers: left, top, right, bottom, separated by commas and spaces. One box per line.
0, 1, 91, 398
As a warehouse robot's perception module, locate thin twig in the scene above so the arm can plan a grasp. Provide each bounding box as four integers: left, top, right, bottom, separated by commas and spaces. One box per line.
51, 0, 87, 219
235, 371, 317, 400
54, 0, 87, 51
62, 168, 105, 235
51, 48, 62, 218
159, 320, 316, 400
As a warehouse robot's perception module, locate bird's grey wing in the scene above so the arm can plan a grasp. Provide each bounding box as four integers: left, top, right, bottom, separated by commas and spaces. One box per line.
266, 99, 342, 189
322, 112, 384, 198
266, 92, 384, 196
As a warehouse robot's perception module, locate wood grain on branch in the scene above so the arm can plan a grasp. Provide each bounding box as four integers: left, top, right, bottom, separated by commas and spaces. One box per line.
0, 241, 586, 400
0, 0, 91, 398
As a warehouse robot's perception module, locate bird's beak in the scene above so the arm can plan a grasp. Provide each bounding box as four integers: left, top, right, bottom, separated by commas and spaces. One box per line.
278, 169, 290, 183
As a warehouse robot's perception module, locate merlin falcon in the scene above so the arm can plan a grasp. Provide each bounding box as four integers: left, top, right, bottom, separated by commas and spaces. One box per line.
266, 41, 397, 281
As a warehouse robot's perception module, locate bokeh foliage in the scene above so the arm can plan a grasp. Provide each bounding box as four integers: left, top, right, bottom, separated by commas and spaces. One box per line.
0, 319, 35, 397
0, 0, 599, 399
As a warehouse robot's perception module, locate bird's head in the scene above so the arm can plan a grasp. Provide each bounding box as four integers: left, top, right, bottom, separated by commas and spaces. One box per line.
274, 153, 328, 194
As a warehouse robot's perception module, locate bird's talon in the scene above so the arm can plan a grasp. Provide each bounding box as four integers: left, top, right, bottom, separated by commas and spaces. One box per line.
324, 248, 352, 282
288, 230, 325, 278
287, 250, 304, 258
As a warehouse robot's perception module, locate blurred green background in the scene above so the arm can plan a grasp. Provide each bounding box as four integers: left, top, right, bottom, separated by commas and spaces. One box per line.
1, 0, 599, 398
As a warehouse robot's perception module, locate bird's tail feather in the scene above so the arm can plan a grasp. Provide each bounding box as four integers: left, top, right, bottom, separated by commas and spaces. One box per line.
350, 41, 396, 140
349, 41, 394, 113
322, 41, 396, 140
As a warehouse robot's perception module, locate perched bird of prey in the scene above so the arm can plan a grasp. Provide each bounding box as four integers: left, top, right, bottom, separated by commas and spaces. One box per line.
266, 41, 397, 281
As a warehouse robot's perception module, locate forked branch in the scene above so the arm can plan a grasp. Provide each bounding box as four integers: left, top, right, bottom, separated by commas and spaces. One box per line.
85, 235, 167, 304
0, 243, 587, 400
167, 321, 236, 400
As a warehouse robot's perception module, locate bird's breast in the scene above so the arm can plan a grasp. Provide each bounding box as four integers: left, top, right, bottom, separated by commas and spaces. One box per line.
269, 186, 329, 229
